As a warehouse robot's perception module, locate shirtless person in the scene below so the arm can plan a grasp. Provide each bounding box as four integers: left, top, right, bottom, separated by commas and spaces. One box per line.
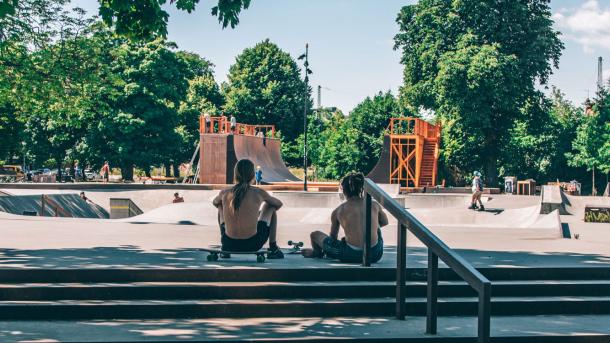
303, 172, 388, 263
212, 159, 284, 258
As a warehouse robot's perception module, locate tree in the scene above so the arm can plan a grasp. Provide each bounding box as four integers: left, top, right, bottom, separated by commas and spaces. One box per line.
79, 38, 190, 181
501, 89, 584, 183
347, 91, 402, 174
394, 0, 563, 185
175, 51, 223, 176
223, 39, 309, 141
1, 0, 251, 40
2, 3, 100, 176
567, 89, 610, 193
315, 114, 362, 180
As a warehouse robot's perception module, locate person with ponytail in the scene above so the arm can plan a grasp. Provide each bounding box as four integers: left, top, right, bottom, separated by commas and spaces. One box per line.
212, 159, 284, 258
302, 172, 388, 263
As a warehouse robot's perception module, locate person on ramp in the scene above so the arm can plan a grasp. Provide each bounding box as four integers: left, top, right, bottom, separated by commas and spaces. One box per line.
469, 171, 485, 211
212, 159, 284, 258
302, 172, 389, 263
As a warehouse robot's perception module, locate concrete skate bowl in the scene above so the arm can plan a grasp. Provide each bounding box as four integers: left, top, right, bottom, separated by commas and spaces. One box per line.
120, 201, 334, 228
562, 193, 610, 216
402, 194, 491, 209
232, 135, 299, 183
408, 205, 562, 238
0, 194, 109, 218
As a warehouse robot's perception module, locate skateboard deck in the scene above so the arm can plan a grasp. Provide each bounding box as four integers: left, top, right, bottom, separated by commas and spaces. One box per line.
287, 240, 304, 254
201, 247, 267, 263
473, 208, 504, 214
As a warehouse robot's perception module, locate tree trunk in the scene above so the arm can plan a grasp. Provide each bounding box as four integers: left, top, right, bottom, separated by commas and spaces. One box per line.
165, 163, 171, 177
482, 132, 498, 187
173, 163, 180, 178
144, 168, 151, 178
56, 157, 63, 183
121, 163, 134, 182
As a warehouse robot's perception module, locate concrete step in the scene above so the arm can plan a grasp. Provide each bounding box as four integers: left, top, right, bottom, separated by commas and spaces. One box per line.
0, 315, 607, 342
1, 268, 609, 283
1, 280, 609, 301
1, 296, 609, 319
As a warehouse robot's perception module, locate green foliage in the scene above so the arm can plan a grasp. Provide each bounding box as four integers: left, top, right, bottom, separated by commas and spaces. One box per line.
501, 89, 583, 182
295, 92, 402, 180
223, 39, 310, 141
1, 0, 250, 39
395, 0, 563, 185
567, 89, 610, 174
1, 1, 223, 180
79, 38, 191, 179
98, 0, 251, 39
345, 91, 402, 173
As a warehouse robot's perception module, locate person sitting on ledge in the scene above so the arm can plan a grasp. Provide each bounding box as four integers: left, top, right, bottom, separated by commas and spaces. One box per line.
173, 192, 184, 203
212, 159, 284, 258
302, 172, 388, 263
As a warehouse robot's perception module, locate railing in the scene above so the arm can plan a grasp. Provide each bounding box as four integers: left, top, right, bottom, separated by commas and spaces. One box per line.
388, 117, 440, 140
362, 178, 491, 342
40, 194, 72, 217
199, 115, 276, 137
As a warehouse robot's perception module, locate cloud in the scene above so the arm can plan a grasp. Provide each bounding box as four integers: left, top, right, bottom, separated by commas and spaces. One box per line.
554, 0, 610, 53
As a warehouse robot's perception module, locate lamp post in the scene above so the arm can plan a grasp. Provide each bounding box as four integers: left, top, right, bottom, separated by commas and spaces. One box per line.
298, 43, 312, 191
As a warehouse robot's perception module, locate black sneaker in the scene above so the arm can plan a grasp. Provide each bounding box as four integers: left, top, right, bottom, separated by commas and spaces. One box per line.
468, 204, 477, 210
267, 248, 284, 259
477, 205, 486, 211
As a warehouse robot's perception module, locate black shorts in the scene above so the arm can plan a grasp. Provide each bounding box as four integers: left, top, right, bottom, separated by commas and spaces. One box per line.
221, 221, 270, 252
323, 229, 384, 263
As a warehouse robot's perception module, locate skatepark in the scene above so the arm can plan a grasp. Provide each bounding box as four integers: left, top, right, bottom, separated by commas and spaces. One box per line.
0, 182, 609, 342
0, 114, 609, 342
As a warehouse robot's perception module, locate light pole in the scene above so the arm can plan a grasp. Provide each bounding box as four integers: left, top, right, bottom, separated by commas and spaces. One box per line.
298, 43, 312, 191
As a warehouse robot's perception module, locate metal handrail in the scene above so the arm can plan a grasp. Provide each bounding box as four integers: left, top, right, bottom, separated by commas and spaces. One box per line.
362, 178, 491, 342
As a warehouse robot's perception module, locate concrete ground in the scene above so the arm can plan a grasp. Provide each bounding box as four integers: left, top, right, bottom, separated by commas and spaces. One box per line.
0, 189, 608, 269
0, 315, 608, 342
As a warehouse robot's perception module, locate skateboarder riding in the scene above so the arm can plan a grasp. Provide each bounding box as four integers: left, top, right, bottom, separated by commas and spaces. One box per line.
255, 166, 263, 185
469, 171, 485, 211
212, 159, 284, 258
302, 172, 389, 263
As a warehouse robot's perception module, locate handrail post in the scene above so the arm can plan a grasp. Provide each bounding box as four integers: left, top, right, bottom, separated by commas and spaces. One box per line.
40, 194, 45, 216
478, 282, 491, 343
426, 251, 438, 335
396, 222, 407, 319
362, 191, 372, 267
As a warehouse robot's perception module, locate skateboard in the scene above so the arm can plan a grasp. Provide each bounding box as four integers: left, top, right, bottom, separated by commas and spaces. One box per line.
201, 247, 267, 263
287, 240, 304, 254
470, 207, 505, 215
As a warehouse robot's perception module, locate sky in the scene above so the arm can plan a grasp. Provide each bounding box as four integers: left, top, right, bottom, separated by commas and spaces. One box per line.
72, 0, 610, 114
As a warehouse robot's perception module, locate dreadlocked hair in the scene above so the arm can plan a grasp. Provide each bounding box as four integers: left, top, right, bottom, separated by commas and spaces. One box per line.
231, 159, 255, 211
341, 172, 365, 199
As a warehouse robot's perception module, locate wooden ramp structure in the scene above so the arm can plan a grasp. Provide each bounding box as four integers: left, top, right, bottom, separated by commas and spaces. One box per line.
367, 117, 441, 188
199, 116, 300, 184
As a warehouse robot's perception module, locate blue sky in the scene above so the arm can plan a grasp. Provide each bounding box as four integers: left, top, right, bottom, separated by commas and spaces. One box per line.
73, 0, 610, 114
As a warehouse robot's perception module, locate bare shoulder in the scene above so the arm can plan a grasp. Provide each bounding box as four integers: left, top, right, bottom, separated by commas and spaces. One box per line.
252, 186, 269, 196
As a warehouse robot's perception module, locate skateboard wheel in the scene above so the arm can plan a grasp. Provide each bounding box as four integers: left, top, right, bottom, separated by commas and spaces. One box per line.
296, 242, 304, 247
257, 255, 265, 263
206, 254, 214, 261
288, 240, 293, 245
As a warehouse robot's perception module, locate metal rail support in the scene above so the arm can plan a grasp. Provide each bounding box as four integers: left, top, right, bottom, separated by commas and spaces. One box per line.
396, 222, 407, 319
426, 251, 439, 334
362, 193, 372, 267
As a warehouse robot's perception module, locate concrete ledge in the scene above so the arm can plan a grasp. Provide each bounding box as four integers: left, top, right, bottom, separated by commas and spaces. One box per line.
541, 185, 568, 214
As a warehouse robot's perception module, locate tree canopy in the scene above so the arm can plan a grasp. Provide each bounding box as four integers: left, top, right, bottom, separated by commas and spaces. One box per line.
394, 0, 563, 185
1, 0, 251, 40
223, 39, 309, 141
